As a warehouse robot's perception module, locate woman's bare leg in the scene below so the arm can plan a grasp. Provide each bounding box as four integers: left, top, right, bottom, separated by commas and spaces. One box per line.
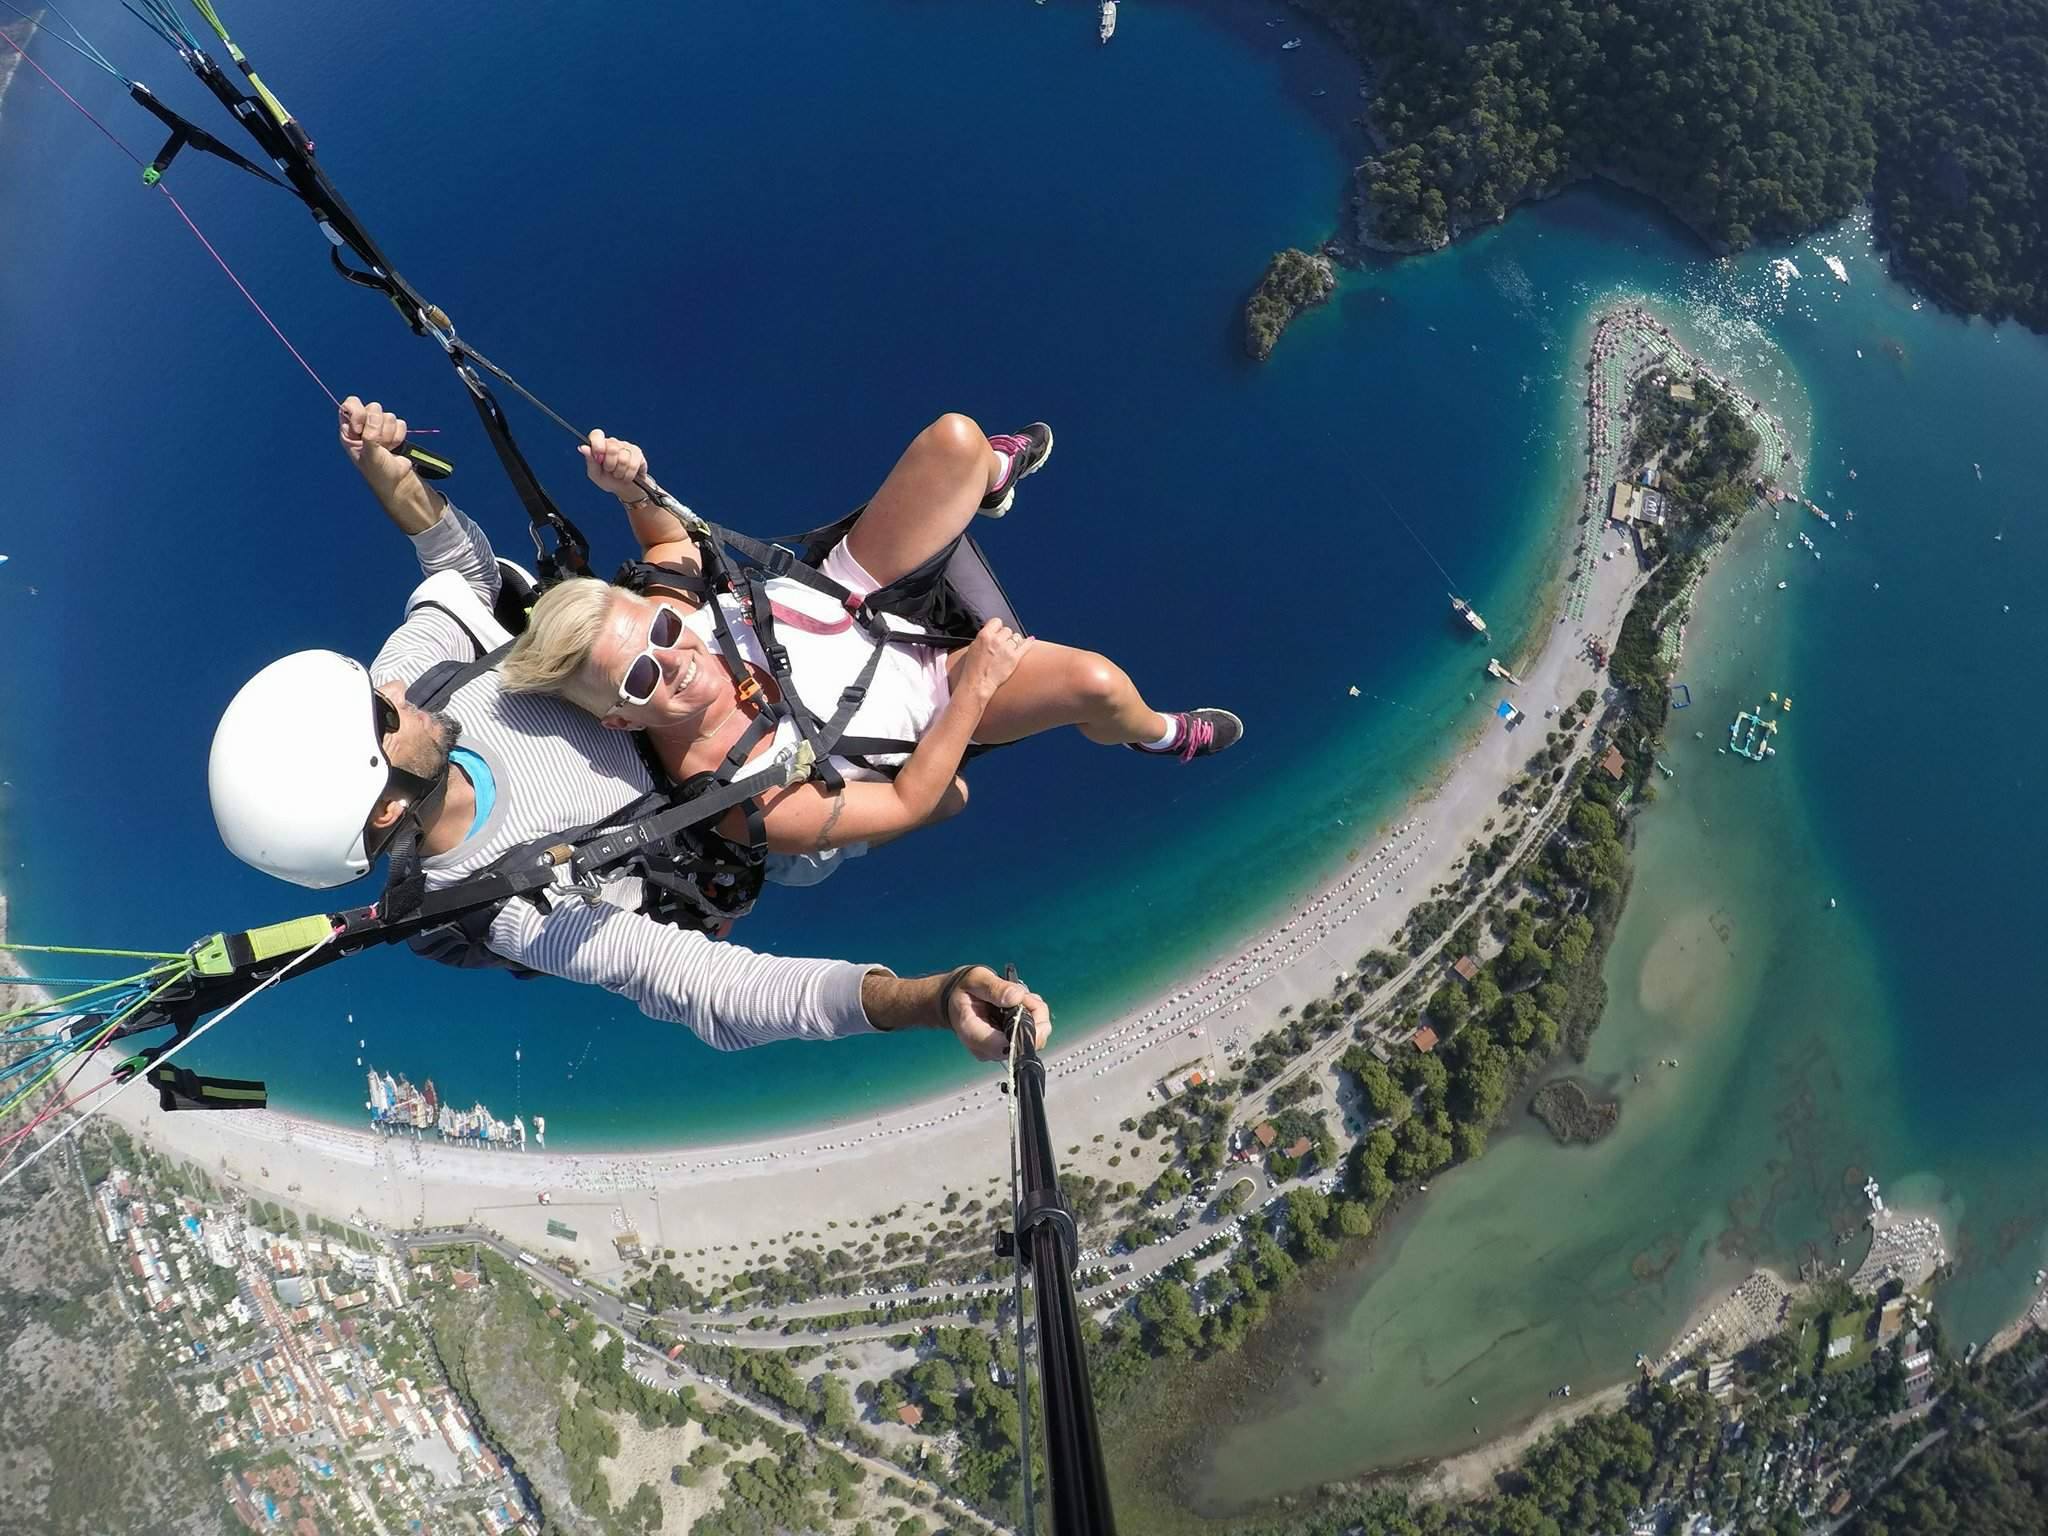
962, 641, 1171, 746
845, 414, 1006, 586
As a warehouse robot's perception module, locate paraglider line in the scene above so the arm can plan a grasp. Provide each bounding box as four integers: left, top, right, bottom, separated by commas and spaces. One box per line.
0, 928, 338, 1193
0, 25, 341, 408
0, 0, 130, 82
152, 182, 340, 406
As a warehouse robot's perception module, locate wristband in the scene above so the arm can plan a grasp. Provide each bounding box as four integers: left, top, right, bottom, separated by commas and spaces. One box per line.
619, 492, 654, 510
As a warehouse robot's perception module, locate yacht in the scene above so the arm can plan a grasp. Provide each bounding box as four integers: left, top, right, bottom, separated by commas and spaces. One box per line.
1099, 0, 1115, 42
1450, 596, 1487, 634
1281, 37, 1303, 50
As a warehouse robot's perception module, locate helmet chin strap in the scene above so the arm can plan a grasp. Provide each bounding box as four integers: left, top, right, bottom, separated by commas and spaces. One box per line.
367, 759, 454, 861
373, 758, 456, 921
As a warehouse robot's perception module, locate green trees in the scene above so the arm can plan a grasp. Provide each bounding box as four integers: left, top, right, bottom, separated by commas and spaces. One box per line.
1146, 1167, 1192, 1206
1244, 248, 1338, 361
558, 1391, 620, 1512
1445, 1030, 1512, 1129
1391, 1116, 1454, 1180
1337, 0, 2046, 328
1248, 1230, 1299, 1291
1349, 1128, 1398, 1203
1281, 1190, 1337, 1262
817, 1371, 856, 1434
1347, 0, 1879, 251
619, 1480, 664, 1532
1330, 1199, 1374, 1239
1570, 800, 1617, 844
1339, 1048, 1407, 1120
1135, 1279, 1204, 1356
1553, 913, 1595, 971
1870, 5, 2048, 326
1427, 981, 1470, 1031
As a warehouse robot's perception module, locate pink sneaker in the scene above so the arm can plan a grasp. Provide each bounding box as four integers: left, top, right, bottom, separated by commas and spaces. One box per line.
1129, 709, 1244, 762
979, 422, 1055, 516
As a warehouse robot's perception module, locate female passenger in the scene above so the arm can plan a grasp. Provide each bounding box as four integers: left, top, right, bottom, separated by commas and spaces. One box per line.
498, 415, 1241, 882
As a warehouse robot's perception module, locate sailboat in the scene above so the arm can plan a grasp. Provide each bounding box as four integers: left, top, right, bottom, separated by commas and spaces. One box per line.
1450, 596, 1487, 634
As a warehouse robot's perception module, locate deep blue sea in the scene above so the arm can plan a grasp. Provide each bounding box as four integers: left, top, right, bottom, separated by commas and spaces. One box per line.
5, 3, 2047, 1473
0, 0, 1553, 1143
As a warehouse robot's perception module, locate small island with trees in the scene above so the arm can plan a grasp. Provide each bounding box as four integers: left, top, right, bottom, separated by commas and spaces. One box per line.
1243, 247, 1337, 361
1530, 1076, 1621, 1144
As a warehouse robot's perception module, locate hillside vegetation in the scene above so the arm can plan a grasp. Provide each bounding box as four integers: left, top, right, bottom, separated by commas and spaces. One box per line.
0, 1138, 226, 1536
1324, 0, 2047, 326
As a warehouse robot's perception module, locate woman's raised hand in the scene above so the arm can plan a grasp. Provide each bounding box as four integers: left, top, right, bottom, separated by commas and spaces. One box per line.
955, 617, 1033, 701
581, 429, 651, 502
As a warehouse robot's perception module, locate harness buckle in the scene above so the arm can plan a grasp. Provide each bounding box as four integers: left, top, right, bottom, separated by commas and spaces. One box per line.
783, 741, 816, 787
766, 543, 798, 576
735, 675, 764, 705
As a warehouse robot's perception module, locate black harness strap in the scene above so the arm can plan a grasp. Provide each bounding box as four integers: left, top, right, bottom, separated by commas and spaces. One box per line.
407, 640, 515, 713
713, 712, 781, 860
616, 558, 712, 607
129, 82, 283, 187
409, 599, 491, 658
743, 570, 847, 794
146, 1063, 268, 1112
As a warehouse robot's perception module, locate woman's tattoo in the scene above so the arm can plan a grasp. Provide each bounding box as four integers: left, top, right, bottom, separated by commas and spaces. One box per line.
814, 790, 847, 849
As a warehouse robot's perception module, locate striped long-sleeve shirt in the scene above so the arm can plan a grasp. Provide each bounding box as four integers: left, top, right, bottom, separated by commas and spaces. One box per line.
369, 503, 881, 1050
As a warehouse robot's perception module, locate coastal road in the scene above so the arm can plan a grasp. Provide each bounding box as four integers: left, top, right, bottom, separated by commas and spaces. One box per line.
656, 1161, 1289, 1342
401, 1156, 1284, 1353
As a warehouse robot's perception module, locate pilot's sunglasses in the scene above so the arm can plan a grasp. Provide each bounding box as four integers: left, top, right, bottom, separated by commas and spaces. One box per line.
371, 691, 401, 740
619, 606, 688, 707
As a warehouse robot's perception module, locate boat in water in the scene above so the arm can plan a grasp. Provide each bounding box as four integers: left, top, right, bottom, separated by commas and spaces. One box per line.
366, 1066, 531, 1149
1281, 36, 1302, 50
1451, 596, 1487, 635
1099, 0, 1116, 43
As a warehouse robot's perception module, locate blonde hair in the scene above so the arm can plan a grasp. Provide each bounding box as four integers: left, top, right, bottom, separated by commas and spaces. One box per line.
499, 577, 619, 713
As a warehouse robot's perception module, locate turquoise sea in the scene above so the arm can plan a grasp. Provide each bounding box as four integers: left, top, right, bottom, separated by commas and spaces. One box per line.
1196, 207, 2048, 1503
3, 0, 2045, 1495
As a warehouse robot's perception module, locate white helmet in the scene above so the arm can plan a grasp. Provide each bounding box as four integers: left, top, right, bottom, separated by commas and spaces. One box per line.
209, 650, 393, 889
